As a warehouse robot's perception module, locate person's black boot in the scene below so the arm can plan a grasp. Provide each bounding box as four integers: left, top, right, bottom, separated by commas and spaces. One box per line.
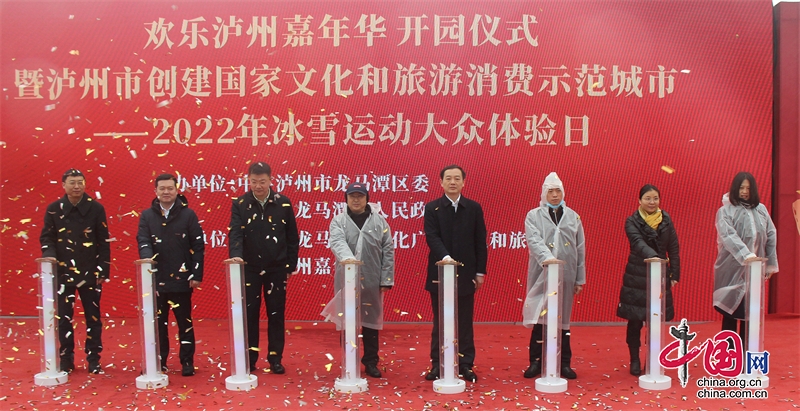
629, 346, 641, 376
523, 360, 541, 378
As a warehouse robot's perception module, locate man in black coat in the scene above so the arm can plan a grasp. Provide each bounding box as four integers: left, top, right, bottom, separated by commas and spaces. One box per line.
229, 162, 299, 374
137, 174, 204, 376
40, 169, 110, 374
423, 165, 488, 383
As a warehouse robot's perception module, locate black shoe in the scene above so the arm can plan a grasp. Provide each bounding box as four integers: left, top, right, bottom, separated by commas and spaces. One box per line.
270, 363, 286, 374
425, 368, 439, 381
181, 363, 195, 376
459, 366, 478, 383
88, 360, 102, 374
523, 360, 541, 379
364, 364, 382, 378
60, 358, 75, 373
630, 359, 642, 376
561, 365, 577, 379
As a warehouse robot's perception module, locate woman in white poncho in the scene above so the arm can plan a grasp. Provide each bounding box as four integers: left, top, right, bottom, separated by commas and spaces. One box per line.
714, 172, 778, 345
521, 172, 586, 380
323, 182, 395, 379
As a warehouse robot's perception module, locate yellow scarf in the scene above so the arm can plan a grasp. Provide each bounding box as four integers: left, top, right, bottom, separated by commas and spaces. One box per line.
639, 208, 662, 230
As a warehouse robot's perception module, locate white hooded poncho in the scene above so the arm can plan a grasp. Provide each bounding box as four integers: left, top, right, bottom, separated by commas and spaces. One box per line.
522, 172, 586, 329
713, 193, 778, 315
322, 203, 395, 330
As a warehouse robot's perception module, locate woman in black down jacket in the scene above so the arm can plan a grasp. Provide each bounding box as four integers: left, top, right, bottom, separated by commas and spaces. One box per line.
616, 184, 680, 376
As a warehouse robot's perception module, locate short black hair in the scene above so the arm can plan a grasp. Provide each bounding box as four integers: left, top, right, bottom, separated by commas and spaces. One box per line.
248, 162, 272, 176
62, 168, 84, 182
638, 184, 660, 199
154, 173, 178, 188
729, 171, 760, 206
439, 164, 465, 180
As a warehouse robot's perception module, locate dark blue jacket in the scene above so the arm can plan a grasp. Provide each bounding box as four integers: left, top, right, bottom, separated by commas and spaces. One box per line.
228, 190, 299, 274
40, 193, 111, 285
137, 195, 205, 293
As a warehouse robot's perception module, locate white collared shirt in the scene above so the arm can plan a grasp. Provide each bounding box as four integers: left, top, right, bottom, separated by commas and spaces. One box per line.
254, 191, 269, 208
160, 202, 175, 218
448, 194, 461, 213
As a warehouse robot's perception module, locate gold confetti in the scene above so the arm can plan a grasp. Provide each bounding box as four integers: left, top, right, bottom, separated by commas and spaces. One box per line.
325, 363, 332, 371
539, 309, 548, 317
661, 165, 675, 174
69, 50, 79, 55
19, 218, 31, 224
417, 313, 422, 319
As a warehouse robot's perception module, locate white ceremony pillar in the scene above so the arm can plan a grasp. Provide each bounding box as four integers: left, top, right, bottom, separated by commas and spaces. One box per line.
432, 260, 466, 394
535, 261, 567, 393
33, 258, 69, 386
744, 258, 769, 388
639, 258, 671, 390
225, 260, 258, 390
334, 260, 368, 393
134, 259, 168, 389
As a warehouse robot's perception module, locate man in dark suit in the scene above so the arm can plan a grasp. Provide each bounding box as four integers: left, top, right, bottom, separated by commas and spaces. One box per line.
229, 162, 299, 374
423, 165, 488, 383
40, 169, 110, 374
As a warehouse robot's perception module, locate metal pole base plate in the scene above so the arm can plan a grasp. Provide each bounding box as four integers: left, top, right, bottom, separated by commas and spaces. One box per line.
535, 377, 568, 393
226, 374, 258, 391
433, 379, 466, 394
334, 377, 368, 393
639, 374, 671, 390
34, 371, 68, 386
135, 373, 169, 389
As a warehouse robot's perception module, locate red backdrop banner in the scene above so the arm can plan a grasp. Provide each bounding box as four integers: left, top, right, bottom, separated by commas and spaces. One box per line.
0, 0, 773, 321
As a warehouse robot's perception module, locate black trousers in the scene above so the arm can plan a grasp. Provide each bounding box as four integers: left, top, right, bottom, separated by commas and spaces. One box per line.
157, 291, 195, 366
626, 319, 645, 349
719, 302, 748, 347
528, 324, 573, 367
245, 270, 287, 366
429, 291, 475, 368
362, 327, 379, 366
58, 283, 103, 362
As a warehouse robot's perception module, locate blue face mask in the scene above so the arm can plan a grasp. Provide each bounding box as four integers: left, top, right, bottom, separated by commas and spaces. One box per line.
547, 200, 564, 209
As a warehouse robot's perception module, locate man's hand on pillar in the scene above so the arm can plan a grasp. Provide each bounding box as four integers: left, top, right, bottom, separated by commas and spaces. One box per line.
574, 284, 583, 295
542, 258, 559, 266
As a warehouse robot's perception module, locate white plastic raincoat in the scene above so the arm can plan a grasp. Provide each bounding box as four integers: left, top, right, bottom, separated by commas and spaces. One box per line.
713, 193, 778, 315
522, 173, 586, 329
322, 203, 395, 330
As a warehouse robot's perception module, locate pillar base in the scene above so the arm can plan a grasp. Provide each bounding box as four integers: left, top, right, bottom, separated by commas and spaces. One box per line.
225, 374, 258, 391
433, 379, 466, 394
334, 377, 368, 393
639, 374, 671, 390
34, 371, 68, 386
535, 376, 568, 393
136, 373, 169, 389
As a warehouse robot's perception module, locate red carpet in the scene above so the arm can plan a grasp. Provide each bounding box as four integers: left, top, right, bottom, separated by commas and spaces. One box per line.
1, 314, 797, 410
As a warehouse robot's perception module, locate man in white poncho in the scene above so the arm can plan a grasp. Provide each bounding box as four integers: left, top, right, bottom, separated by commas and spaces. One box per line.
522, 172, 586, 380
323, 182, 395, 378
